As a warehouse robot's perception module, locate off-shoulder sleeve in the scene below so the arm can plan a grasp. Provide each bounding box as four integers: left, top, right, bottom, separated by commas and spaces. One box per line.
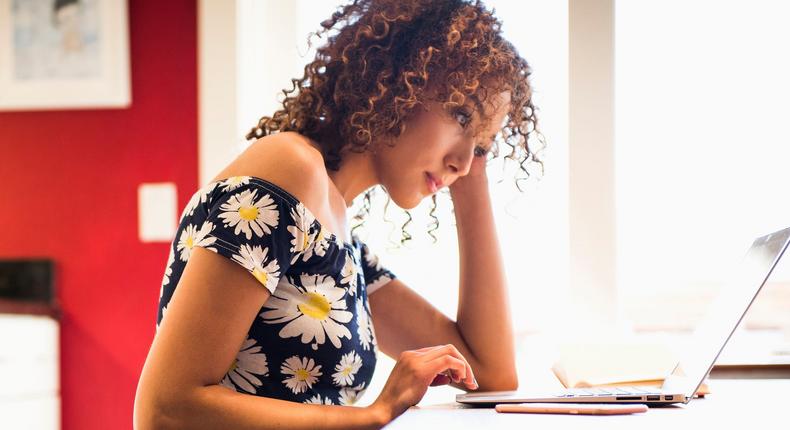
193, 176, 318, 295
358, 240, 396, 294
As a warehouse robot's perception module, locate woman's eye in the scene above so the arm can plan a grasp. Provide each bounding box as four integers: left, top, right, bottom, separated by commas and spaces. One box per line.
474, 146, 488, 158
454, 110, 471, 128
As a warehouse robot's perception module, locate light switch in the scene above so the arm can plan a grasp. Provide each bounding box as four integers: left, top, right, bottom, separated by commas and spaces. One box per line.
138, 182, 178, 243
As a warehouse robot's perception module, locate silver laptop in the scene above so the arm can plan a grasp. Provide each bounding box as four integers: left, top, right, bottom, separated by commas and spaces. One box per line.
457, 226, 790, 406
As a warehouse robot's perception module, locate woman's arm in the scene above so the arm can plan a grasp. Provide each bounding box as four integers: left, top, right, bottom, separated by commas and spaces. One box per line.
447, 165, 518, 390
133, 247, 389, 430
134, 246, 472, 428
368, 164, 518, 392
138, 384, 388, 430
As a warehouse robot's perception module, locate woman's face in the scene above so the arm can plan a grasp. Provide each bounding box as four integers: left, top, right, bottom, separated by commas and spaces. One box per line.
372, 90, 511, 209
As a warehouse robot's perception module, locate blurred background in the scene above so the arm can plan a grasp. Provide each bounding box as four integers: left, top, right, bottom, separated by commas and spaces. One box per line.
1, 0, 789, 428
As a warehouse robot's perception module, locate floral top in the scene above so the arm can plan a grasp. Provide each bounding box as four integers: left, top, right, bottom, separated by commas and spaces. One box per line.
155, 175, 396, 406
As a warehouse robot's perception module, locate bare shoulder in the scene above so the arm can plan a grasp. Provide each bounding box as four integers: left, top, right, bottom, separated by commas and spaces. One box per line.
216, 132, 330, 208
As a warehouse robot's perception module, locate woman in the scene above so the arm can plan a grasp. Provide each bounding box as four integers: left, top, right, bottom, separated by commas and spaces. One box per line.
134, 0, 544, 428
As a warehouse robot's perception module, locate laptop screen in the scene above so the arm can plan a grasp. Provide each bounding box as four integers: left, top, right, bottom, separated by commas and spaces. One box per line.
665, 226, 790, 399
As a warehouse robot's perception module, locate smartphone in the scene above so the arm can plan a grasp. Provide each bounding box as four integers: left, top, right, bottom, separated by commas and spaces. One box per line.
495, 403, 648, 415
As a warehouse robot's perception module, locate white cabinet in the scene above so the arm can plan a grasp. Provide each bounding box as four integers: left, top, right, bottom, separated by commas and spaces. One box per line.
0, 314, 60, 430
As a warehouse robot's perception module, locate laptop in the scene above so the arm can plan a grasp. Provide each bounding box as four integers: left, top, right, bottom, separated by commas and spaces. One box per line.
457, 226, 790, 406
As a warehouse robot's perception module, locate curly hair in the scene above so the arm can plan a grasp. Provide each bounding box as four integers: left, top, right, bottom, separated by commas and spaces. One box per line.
246, 0, 546, 245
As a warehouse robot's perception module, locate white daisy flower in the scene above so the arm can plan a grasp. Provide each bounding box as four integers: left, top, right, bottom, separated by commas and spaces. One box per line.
281, 355, 322, 395
176, 222, 217, 262
300, 225, 330, 262
217, 188, 279, 240
180, 182, 218, 221
230, 243, 281, 293
220, 338, 270, 394
259, 274, 352, 349
340, 253, 358, 296
332, 351, 363, 386
356, 298, 374, 351
287, 203, 315, 263
363, 244, 383, 272
218, 175, 251, 192
160, 247, 175, 297
338, 382, 367, 406
305, 394, 334, 405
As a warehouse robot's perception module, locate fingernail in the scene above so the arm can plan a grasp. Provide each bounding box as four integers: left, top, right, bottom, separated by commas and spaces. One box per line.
473, 378, 479, 388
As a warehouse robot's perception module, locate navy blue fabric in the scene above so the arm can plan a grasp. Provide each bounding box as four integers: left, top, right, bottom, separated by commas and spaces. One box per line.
156, 176, 396, 405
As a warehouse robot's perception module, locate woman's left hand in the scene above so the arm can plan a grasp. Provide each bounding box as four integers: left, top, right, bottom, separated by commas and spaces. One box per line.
466, 154, 488, 178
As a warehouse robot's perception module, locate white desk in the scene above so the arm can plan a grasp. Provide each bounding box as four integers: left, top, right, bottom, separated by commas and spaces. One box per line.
384, 379, 790, 429
367, 332, 790, 428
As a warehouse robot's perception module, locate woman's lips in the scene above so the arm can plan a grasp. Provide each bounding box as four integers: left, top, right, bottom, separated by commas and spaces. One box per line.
425, 172, 441, 193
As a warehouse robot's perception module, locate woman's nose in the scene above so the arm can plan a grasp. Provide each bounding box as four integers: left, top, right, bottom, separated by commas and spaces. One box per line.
446, 149, 473, 176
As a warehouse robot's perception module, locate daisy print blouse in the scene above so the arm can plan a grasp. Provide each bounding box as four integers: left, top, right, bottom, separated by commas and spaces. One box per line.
155, 175, 396, 406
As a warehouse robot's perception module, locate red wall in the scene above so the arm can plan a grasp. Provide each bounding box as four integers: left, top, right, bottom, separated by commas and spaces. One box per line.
0, 1, 197, 428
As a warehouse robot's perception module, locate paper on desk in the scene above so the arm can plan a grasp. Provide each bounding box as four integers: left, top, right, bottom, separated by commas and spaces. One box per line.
550, 339, 711, 396
551, 340, 678, 387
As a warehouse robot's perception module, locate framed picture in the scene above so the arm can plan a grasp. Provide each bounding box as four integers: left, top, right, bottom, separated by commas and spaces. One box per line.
0, 0, 130, 111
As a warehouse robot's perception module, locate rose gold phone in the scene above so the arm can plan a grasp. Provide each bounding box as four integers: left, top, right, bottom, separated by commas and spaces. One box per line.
495, 402, 648, 415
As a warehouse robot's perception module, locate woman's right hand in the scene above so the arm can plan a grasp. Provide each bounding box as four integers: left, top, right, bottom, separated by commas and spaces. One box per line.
368, 344, 479, 424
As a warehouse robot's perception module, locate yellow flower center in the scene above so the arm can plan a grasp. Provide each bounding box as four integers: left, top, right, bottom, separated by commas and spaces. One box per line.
239, 206, 259, 221
186, 236, 194, 248
342, 367, 352, 376
253, 268, 268, 286
298, 292, 331, 320
295, 368, 311, 381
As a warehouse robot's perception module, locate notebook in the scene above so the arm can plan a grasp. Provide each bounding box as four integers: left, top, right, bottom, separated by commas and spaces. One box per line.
457, 226, 790, 406
549, 340, 710, 396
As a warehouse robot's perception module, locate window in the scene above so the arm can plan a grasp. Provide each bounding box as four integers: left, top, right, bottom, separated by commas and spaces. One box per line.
615, 0, 790, 352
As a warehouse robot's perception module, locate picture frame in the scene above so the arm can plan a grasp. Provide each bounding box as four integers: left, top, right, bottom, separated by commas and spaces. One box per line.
0, 0, 131, 111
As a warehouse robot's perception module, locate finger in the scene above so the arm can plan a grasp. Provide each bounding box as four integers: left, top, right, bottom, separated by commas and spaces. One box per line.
426, 355, 468, 384
413, 345, 444, 354
439, 369, 458, 383
412, 345, 477, 387
420, 344, 462, 361
430, 373, 451, 386
421, 344, 477, 387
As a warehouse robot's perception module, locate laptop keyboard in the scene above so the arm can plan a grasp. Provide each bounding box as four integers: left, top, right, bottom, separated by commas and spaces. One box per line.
555, 387, 662, 397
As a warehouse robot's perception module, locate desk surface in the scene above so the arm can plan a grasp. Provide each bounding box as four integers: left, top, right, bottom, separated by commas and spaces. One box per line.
383, 379, 790, 428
